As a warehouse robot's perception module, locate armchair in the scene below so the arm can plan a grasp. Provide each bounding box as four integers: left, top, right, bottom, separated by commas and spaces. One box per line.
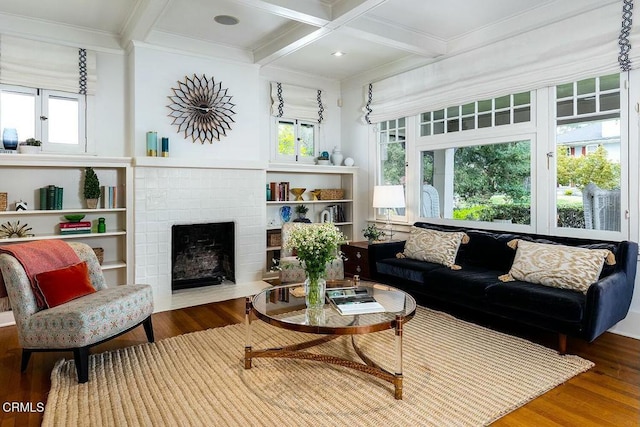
278, 222, 344, 283
0, 241, 154, 383
583, 182, 621, 231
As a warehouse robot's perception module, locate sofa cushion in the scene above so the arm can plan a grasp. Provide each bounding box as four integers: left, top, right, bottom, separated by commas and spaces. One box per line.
376, 258, 444, 284
425, 265, 504, 299
35, 262, 96, 308
486, 281, 586, 323
401, 226, 468, 268
462, 230, 520, 272
501, 240, 614, 294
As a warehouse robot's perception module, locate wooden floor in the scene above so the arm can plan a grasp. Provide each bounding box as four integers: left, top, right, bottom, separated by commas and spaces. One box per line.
0, 298, 638, 426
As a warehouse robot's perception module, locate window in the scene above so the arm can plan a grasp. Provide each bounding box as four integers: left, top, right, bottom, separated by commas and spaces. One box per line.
420, 140, 532, 223
275, 118, 317, 163
555, 74, 621, 232
405, 72, 627, 239
419, 92, 531, 136
0, 85, 86, 153
376, 118, 406, 218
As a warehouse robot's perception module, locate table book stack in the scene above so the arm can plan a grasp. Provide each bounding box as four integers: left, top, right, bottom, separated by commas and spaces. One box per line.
59, 221, 92, 235
326, 287, 385, 315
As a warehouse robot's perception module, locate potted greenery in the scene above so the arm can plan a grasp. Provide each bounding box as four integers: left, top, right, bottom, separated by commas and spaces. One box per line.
317, 151, 330, 165
17, 138, 42, 154
362, 224, 385, 243
293, 204, 311, 223
84, 167, 101, 208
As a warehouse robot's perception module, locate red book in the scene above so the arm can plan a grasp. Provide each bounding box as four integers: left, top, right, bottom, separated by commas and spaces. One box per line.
60, 221, 91, 229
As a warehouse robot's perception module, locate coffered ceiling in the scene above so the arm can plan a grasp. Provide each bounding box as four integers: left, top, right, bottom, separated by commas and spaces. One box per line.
0, 0, 619, 82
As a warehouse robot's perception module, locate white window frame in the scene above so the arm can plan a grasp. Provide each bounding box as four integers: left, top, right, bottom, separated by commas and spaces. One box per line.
374, 117, 410, 223
41, 89, 87, 154
400, 74, 629, 241
548, 73, 628, 241
0, 84, 87, 154
272, 117, 318, 164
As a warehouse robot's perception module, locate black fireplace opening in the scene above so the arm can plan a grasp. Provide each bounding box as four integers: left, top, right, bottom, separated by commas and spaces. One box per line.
171, 222, 235, 291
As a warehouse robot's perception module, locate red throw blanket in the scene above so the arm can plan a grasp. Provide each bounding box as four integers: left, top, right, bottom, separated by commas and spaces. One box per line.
0, 240, 81, 309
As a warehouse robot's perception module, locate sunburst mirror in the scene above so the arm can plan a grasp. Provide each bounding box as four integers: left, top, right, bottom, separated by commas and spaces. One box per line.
167, 74, 236, 144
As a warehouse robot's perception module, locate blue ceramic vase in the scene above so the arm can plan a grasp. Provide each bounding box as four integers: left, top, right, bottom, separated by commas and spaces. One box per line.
2, 128, 18, 150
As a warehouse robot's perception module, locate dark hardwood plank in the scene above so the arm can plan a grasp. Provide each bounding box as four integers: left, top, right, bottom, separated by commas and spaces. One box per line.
0, 298, 637, 426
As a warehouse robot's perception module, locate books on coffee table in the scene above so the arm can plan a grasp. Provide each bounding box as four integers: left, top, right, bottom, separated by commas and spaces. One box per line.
326, 288, 385, 315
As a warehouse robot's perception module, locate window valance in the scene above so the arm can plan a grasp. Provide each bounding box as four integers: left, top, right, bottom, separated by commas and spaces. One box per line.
270, 82, 324, 123
0, 35, 97, 95
364, 3, 638, 123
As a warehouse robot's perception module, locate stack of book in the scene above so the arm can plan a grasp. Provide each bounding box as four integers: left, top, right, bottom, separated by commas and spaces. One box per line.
101, 186, 118, 208
39, 185, 63, 210
326, 287, 385, 315
267, 182, 290, 201
59, 221, 92, 235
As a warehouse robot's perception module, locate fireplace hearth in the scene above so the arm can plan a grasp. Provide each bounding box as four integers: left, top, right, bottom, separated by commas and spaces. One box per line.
171, 222, 235, 291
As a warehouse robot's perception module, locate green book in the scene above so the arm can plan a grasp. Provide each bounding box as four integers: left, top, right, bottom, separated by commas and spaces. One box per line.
46, 185, 56, 210
39, 187, 47, 210
55, 187, 63, 210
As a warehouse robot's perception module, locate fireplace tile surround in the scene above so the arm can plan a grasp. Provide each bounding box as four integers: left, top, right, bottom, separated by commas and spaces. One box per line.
134, 164, 266, 312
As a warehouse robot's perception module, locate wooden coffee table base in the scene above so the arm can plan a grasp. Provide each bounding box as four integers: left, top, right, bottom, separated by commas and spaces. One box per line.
244, 298, 406, 400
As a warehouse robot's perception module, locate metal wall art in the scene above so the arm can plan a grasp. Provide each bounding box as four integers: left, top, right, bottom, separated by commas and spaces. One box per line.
167, 74, 236, 144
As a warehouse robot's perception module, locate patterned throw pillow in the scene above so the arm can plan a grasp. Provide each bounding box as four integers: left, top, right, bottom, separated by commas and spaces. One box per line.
399, 227, 469, 269
499, 240, 616, 294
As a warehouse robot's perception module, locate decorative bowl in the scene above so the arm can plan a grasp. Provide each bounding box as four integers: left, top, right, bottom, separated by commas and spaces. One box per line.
64, 214, 86, 222
290, 188, 306, 201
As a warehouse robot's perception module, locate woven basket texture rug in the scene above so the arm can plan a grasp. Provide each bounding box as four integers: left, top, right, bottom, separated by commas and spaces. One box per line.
43, 307, 593, 426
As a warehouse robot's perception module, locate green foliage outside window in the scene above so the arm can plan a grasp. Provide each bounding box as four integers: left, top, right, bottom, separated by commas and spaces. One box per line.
381, 142, 406, 185
454, 141, 531, 205
556, 145, 620, 190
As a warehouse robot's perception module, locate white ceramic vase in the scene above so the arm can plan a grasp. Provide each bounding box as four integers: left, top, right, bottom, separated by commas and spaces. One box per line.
330, 147, 343, 166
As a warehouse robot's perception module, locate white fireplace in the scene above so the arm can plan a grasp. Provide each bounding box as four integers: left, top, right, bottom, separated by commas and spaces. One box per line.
134, 159, 266, 311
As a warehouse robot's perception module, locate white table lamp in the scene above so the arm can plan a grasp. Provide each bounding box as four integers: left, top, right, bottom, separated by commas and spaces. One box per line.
372, 185, 405, 240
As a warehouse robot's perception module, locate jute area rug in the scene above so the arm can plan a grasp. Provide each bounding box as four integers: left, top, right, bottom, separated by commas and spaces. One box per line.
43, 307, 593, 426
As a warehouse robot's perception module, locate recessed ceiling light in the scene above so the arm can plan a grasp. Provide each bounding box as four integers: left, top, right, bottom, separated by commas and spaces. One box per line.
214, 15, 239, 25
332, 51, 346, 57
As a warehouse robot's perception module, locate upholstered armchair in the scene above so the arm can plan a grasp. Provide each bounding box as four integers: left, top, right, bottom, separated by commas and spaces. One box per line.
278, 222, 344, 283
0, 241, 154, 383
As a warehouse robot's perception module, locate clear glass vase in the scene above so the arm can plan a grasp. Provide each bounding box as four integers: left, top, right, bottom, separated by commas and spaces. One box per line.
304, 276, 326, 309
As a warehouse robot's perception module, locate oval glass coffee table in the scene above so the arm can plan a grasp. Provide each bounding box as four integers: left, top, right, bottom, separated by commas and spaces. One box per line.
244, 279, 416, 399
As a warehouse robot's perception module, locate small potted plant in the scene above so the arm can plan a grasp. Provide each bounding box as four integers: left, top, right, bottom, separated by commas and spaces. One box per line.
17, 138, 42, 154
317, 151, 330, 165
84, 167, 101, 209
293, 204, 311, 223
363, 224, 385, 243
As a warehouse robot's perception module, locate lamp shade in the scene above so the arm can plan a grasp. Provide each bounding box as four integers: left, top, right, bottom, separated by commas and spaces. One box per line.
373, 185, 406, 208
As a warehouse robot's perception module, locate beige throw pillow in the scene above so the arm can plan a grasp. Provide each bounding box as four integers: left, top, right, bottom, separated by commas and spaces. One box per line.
399, 227, 468, 269
499, 239, 615, 294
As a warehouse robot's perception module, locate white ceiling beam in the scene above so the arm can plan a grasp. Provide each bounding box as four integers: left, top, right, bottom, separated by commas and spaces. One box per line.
252, 0, 391, 66
234, 0, 332, 26
254, 25, 331, 65
343, 16, 446, 57
120, 0, 172, 48
329, 0, 389, 27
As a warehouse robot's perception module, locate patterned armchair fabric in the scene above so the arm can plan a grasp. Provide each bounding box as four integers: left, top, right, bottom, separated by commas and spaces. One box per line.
279, 223, 344, 284
0, 241, 154, 383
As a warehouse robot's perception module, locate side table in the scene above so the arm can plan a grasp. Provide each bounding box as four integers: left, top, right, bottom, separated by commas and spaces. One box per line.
341, 241, 371, 279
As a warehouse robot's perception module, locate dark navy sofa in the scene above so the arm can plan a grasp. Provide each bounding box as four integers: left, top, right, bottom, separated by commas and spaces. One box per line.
369, 222, 638, 352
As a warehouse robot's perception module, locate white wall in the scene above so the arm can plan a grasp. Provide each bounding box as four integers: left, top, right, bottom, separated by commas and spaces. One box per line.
92, 51, 128, 157
131, 43, 262, 161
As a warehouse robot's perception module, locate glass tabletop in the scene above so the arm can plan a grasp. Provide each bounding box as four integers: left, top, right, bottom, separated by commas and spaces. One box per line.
251, 280, 417, 335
